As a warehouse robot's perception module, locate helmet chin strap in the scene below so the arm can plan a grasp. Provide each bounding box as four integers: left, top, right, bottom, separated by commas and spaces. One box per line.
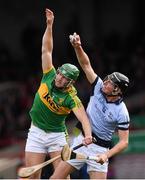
65, 80, 74, 88
53, 79, 74, 91
102, 89, 122, 97
103, 91, 123, 104
106, 93, 120, 97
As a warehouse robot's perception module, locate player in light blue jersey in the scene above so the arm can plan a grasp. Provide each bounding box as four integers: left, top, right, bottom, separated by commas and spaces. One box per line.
50, 33, 130, 179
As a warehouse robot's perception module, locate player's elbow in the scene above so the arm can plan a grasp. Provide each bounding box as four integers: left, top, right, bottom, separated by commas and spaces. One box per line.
42, 46, 48, 54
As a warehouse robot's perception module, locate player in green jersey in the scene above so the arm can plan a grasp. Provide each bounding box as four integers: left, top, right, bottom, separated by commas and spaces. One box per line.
24, 8, 92, 179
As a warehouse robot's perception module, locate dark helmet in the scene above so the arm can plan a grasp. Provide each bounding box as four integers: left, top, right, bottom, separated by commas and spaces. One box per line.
105, 72, 129, 94
58, 63, 80, 81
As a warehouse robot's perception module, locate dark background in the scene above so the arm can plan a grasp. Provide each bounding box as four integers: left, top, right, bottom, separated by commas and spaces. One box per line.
0, 0, 145, 179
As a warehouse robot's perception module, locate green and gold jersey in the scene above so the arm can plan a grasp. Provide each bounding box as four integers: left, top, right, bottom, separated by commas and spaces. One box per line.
30, 67, 82, 132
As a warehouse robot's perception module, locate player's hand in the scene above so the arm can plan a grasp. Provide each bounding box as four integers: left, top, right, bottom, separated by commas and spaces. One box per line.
45, 8, 54, 25
82, 135, 93, 146
96, 153, 108, 165
69, 32, 81, 48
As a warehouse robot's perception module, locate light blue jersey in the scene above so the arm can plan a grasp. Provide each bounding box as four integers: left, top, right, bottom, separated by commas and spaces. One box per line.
86, 76, 130, 141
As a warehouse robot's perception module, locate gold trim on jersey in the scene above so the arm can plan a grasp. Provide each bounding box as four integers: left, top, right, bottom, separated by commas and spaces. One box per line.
38, 83, 71, 115
68, 86, 82, 110
43, 66, 54, 74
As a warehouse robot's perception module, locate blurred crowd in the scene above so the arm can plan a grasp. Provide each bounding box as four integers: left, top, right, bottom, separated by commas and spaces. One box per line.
0, 22, 145, 148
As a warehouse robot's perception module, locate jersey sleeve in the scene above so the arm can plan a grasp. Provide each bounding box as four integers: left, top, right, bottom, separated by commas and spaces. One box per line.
41, 67, 56, 83
117, 106, 130, 130
69, 95, 83, 110
91, 76, 103, 96
66, 87, 83, 110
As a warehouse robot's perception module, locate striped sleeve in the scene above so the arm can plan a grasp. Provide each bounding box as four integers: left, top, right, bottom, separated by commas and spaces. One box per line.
117, 114, 130, 130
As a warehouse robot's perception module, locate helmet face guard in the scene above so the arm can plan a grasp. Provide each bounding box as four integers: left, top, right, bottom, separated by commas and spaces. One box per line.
103, 72, 129, 96
57, 63, 80, 88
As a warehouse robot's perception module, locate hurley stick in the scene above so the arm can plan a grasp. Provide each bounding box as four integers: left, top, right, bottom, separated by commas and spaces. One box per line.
61, 137, 97, 161
17, 140, 91, 178
17, 155, 61, 178
61, 144, 99, 162
75, 153, 99, 161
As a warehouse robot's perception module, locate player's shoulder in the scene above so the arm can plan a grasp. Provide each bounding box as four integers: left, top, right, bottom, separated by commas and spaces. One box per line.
117, 101, 129, 115
41, 67, 56, 83
67, 85, 77, 97
43, 66, 55, 74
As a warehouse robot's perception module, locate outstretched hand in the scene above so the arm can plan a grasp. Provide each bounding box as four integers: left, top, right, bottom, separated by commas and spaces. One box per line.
69, 32, 81, 48
45, 8, 54, 25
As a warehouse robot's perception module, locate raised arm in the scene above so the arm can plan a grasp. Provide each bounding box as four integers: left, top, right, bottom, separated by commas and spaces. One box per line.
69, 33, 97, 84
41, 8, 54, 72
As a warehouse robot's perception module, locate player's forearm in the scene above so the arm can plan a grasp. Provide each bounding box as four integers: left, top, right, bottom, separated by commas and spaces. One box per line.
81, 117, 92, 137
106, 140, 128, 159
73, 106, 92, 138
74, 46, 90, 69
83, 124, 92, 138
42, 24, 53, 54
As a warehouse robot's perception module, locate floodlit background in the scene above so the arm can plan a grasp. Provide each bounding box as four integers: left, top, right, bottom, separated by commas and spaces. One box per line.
0, 0, 145, 179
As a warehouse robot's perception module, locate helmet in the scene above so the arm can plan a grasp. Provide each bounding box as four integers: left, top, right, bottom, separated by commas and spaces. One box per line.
58, 63, 80, 81
105, 72, 129, 94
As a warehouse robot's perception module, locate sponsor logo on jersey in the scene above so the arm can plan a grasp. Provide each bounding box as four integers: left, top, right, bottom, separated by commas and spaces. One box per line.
38, 83, 70, 114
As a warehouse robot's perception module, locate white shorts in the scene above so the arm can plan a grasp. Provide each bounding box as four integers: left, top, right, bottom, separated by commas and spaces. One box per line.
67, 133, 109, 173
25, 124, 67, 153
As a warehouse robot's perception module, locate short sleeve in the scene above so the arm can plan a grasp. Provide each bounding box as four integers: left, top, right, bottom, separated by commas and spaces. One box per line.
41, 67, 56, 83
91, 76, 103, 96
117, 108, 130, 130
70, 96, 83, 110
